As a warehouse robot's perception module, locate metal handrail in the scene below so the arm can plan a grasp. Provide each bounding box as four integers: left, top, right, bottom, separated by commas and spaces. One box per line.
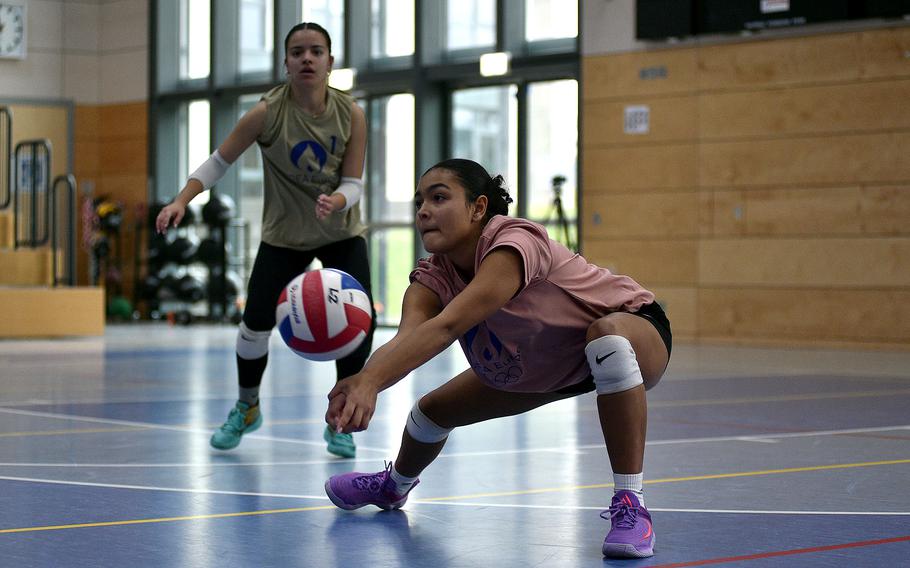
51, 174, 77, 286
0, 106, 10, 209
13, 139, 52, 249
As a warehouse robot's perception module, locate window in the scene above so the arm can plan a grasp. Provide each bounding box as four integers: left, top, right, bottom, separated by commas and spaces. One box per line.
446, 0, 495, 51
239, 0, 273, 75
153, 2, 579, 326
180, 100, 211, 204
236, 94, 265, 252
302, 0, 345, 64
367, 94, 415, 325
526, 0, 578, 41
178, 0, 210, 80
451, 85, 519, 211
371, 0, 415, 59
527, 79, 577, 249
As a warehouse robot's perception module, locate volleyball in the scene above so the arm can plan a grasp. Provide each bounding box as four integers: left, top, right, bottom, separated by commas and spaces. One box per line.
276, 269, 372, 361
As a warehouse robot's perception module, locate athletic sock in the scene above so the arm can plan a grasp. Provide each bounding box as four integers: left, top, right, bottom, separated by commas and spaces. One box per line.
614, 472, 644, 507
239, 386, 259, 407
389, 466, 419, 494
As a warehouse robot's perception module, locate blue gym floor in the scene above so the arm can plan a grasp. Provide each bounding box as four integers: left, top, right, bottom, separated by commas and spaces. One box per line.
1, 324, 908, 567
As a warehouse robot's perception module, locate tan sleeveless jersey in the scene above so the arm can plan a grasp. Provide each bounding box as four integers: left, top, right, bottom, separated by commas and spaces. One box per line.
257, 84, 366, 250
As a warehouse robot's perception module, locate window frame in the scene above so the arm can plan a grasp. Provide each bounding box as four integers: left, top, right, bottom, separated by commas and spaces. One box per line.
149, 0, 581, 327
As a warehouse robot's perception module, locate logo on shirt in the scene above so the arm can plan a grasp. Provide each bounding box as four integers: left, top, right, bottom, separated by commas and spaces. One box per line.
290, 139, 329, 173
464, 324, 523, 386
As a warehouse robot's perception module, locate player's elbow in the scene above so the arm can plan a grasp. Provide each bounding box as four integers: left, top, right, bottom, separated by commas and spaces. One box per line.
429, 312, 469, 347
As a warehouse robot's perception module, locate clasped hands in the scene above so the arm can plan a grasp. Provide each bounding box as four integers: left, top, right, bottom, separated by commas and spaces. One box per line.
326, 372, 378, 434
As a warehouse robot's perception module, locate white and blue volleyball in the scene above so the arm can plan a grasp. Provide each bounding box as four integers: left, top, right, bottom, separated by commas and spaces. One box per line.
276, 269, 371, 361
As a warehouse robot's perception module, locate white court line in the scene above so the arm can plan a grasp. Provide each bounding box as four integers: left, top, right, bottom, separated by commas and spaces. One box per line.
0, 460, 362, 468
0, 407, 390, 453
0, 405, 907, 467
0, 475, 328, 501
411, 501, 910, 515
1, 475, 909, 517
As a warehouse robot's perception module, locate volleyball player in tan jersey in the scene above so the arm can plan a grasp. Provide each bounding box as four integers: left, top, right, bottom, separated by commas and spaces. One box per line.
156, 23, 374, 459
323, 159, 671, 558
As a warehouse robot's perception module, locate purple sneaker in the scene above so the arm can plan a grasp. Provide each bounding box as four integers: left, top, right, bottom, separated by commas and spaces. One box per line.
601, 490, 655, 558
325, 462, 418, 511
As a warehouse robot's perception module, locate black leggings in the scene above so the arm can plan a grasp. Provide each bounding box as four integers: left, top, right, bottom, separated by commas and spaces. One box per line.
242, 237, 376, 381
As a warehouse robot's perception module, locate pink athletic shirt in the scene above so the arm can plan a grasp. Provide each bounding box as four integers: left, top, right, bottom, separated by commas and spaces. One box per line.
410, 216, 655, 393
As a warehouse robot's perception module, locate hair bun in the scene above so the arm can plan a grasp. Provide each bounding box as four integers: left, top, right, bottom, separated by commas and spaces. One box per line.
489, 174, 514, 205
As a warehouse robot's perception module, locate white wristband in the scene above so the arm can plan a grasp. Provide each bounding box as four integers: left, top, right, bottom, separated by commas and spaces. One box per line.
334, 177, 363, 211
188, 150, 231, 189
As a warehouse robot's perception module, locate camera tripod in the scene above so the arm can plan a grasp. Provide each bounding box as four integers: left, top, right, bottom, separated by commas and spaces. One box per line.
545, 175, 576, 252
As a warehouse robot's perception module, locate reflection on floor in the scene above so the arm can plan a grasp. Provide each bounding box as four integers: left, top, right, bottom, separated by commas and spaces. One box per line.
1, 323, 908, 567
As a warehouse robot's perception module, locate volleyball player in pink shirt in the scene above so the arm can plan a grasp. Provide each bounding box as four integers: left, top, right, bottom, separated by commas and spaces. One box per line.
324, 159, 671, 558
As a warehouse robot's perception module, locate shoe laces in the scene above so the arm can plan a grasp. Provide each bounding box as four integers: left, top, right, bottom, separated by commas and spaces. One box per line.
352, 461, 393, 494
601, 502, 639, 530
221, 406, 247, 434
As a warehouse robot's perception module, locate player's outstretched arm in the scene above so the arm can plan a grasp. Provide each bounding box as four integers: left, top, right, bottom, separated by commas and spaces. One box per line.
327, 248, 524, 433
156, 102, 267, 233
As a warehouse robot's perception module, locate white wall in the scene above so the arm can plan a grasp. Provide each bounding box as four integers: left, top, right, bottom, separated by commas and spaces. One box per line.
581, 0, 642, 56
0, 0, 148, 104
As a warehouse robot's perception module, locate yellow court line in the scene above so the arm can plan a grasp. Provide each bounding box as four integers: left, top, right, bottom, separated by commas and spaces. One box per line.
0, 505, 336, 534
2, 458, 907, 534
0, 427, 147, 438
418, 458, 910, 502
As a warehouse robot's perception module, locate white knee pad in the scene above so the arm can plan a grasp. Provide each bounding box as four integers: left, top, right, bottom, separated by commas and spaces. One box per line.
236, 322, 271, 360
585, 335, 643, 395
406, 401, 452, 444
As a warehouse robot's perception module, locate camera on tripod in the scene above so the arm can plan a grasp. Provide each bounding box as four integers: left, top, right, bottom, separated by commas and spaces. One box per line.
546, 174, 575, 252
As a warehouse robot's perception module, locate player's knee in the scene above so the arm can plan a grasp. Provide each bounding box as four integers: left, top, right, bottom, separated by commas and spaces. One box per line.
236, 322, 271, 360
406, 400, 452, 444
585, 334, 643, 395
586, 314, 627, 343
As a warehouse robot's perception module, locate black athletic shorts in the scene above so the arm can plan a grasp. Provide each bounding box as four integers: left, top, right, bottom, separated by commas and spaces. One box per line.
555, 301, 672, 396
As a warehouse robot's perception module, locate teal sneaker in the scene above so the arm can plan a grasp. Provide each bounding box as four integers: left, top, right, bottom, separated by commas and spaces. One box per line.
210, 401, 262, 450
324, 425, 356, 458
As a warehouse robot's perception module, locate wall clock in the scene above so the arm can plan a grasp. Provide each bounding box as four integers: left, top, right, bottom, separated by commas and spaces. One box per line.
0, 1, 27, 60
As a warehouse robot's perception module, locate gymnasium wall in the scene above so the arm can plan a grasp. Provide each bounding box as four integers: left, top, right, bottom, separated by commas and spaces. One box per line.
0, 0, 149, 290
580, 25, 910, 348
74, 102, 148, 293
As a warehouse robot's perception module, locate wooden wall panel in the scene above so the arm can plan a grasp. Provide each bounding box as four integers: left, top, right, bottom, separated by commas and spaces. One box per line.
583, 49, 699, 100
99, 102, 147, 141
700, 80, 910, 139
74, 140, 101, 178
698, 33, 862, 90
0, 287, 104, 338
584, 239, 698, 287
859, 27, 910, 79
74, 106, 100, 143
584, 96, 698, 146
698, 288, 910, 345
9, 104, 69, 181
650, 286, 697, 338
72, 102, 148, 295
0, 248, 50, 285
699, 132, 910, 188
581, 27, 910, 347
584, 144, 697, 191
700, 238, 910, 288
99, 138, 147, 176
584, 191, 700, 238
861, 185, 910, 235
710, 186, 910, 237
